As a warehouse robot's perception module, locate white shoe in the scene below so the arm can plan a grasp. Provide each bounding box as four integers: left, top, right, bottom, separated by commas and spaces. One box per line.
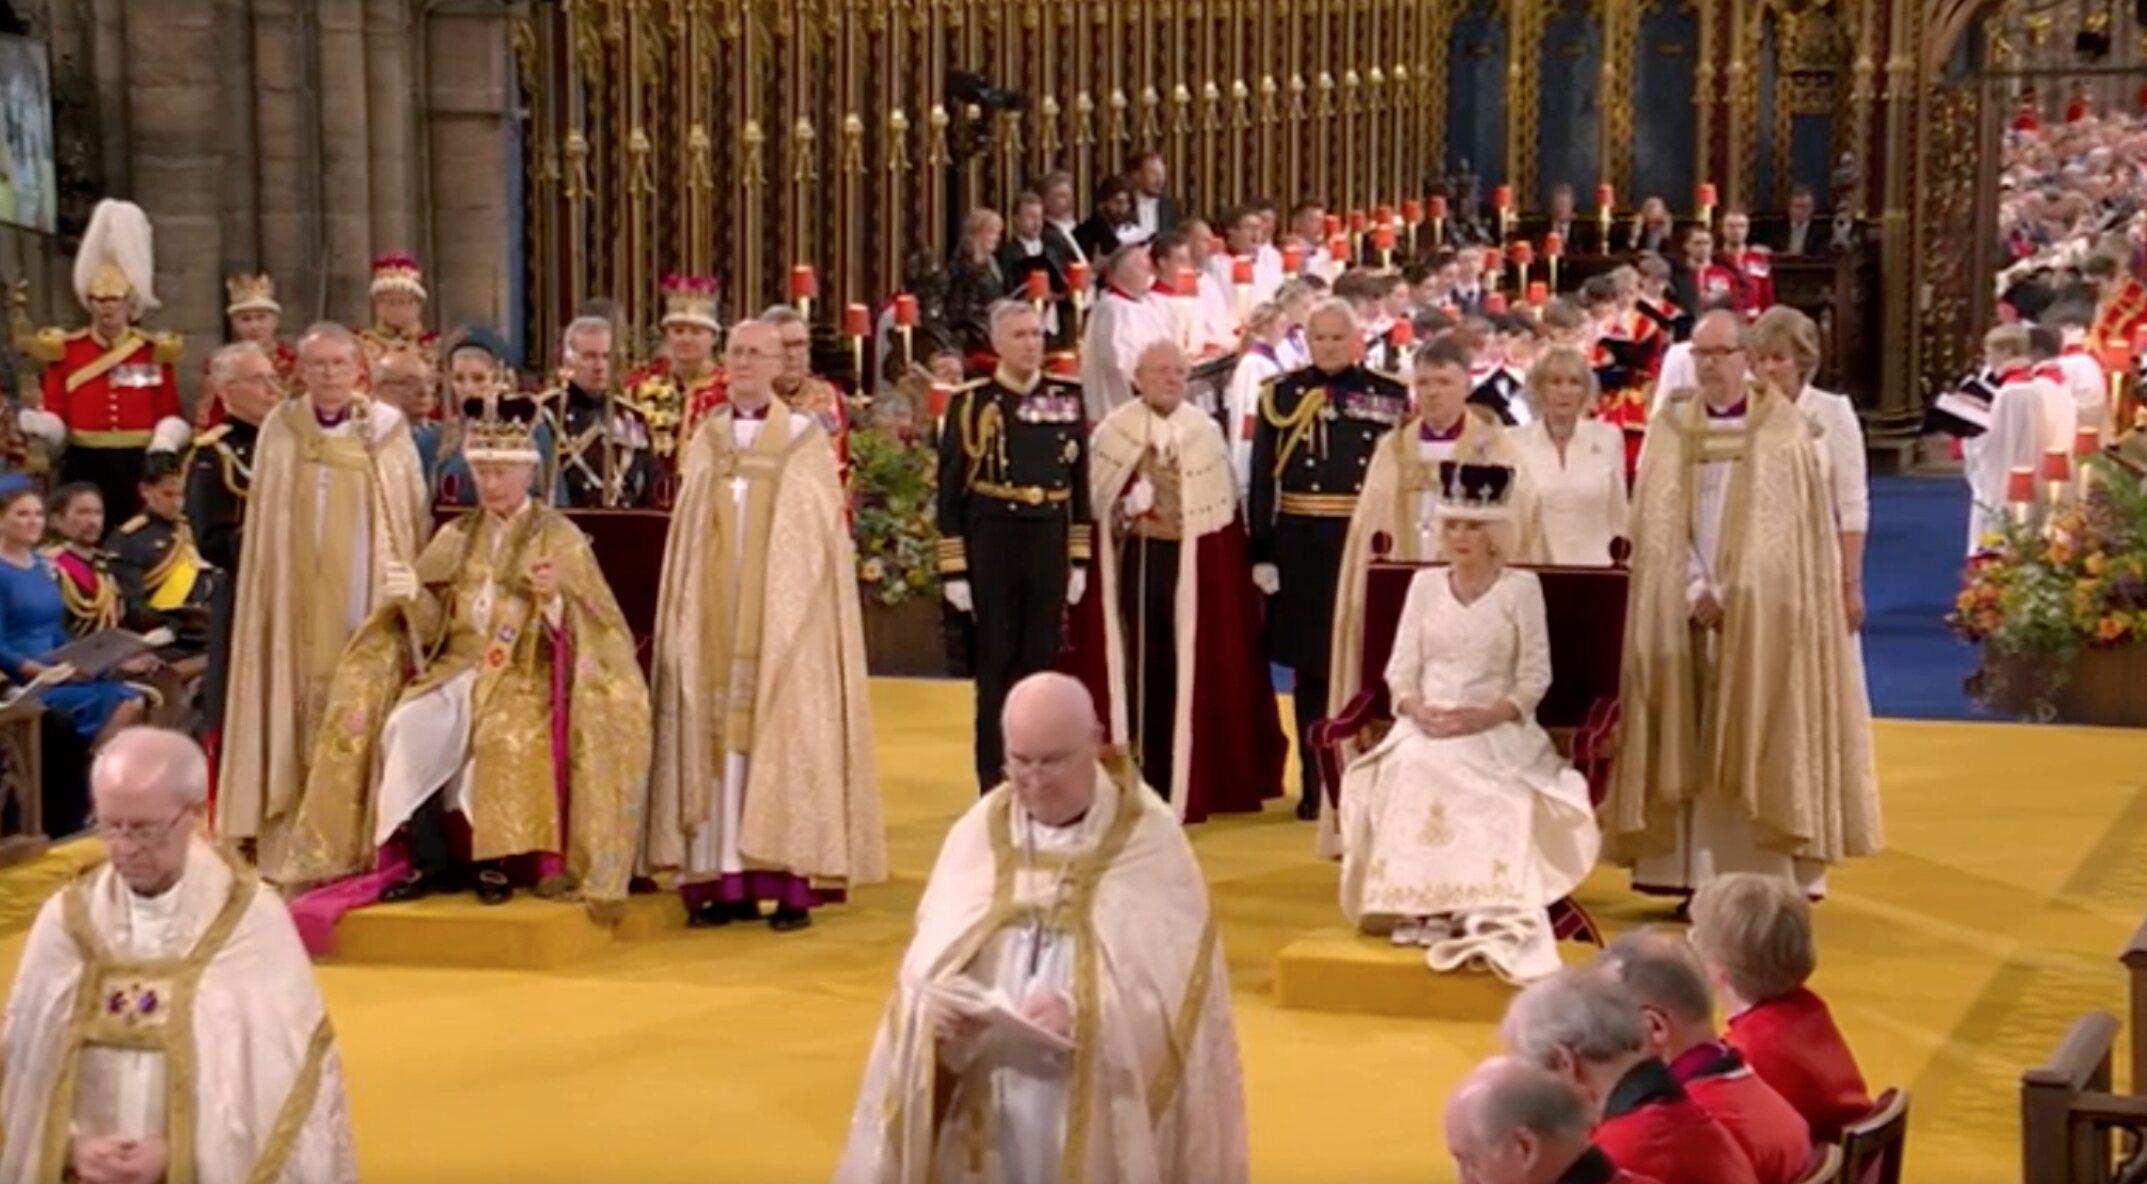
1415, 915, 1456, 946
1390, 919, 1424, 946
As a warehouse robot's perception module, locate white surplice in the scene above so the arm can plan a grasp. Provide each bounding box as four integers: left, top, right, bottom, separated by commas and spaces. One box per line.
1224, 345, 1284, 494
929, 812, 1088, 1184
1633, 402, 1827, 894
1512, 419, 1628, 567
1079, 289, 1179, 422
687, 411, 768, 879
1963, 369, 2063, 554
1336, 568, 1599, 983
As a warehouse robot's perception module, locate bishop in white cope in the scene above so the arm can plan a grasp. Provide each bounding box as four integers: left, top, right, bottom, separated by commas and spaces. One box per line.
835, 674, 1249, 1184
2, 729, 356, 1184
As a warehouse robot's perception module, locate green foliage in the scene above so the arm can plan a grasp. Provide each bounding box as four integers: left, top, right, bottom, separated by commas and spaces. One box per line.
849, 424, 940, 607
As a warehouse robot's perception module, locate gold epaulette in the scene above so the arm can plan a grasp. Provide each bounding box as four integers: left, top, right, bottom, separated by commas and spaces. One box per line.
116, 514, 149, 535
149, 331, 183, 365
951, 377, 992, 394
26, 326, 65, 363
193, 424, 233, 449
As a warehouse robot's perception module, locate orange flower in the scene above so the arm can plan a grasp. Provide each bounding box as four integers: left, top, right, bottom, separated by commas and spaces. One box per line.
2097, 616, 2130, 642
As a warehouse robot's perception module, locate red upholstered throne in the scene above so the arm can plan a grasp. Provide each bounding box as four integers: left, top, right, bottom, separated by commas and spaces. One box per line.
1305, 555, 1628, 946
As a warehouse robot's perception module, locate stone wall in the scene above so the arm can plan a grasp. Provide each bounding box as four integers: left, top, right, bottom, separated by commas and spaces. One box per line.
2, 0, 515, 400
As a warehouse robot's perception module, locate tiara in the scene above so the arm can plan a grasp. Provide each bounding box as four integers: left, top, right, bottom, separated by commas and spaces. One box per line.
224, 272, 280, 316
462, 391, 543, 465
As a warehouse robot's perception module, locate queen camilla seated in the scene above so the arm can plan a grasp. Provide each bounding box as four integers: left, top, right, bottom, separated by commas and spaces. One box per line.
1335, 459, 1601, 984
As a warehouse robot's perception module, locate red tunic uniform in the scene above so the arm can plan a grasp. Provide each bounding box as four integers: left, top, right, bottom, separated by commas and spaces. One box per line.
1725, 248, 1776, 315
1670, 1042, 1814, 1184
35, 327, 185, 522
1593, 1060, 1760, 1184
1724, 988, 1873, 1141
2088, 276, 2147, 359
1696, 262, 1742, 310
621, 356, 728, 486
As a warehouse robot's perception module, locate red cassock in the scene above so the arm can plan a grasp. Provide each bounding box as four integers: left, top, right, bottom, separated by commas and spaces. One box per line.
1593, 1061, 1760, 1184
1725, 988, 1874, 1142
1727, 250, 1776, 314
42, 329, 182, 446
1672, 1044, 1815, 1184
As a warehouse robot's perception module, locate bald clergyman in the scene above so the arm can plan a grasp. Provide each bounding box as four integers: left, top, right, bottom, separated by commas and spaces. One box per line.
1444, 1057, 1664, 1184
1, 728, 357, 1182
835, 673, 1248, 1183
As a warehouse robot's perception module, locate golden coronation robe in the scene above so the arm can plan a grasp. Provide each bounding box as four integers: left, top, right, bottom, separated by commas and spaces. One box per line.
273, 503, 651, 905
216, 395, 429, 867
833, 761, 1249, 1184
0, 840, 357, 1182
1605, 384, 1882, 892
643, 399, 887, 896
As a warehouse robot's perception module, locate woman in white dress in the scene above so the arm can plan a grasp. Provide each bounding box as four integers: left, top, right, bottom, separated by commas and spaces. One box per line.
1335, 460, 1601, 984
1749, 307, 1869, 629
1511, 346, 1629, 567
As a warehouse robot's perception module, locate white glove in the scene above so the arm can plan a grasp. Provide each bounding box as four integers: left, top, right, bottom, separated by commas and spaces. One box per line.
1122, 477, 1156, 518
1065, 567, 1088, 606
943, 579, 974, 614
15, 409, 64, 447
1252, 563, 1280, 595
148, 415, 193, 455
381, 560, 419, 604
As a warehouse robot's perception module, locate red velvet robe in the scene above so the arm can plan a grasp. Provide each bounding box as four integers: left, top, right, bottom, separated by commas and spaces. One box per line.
1670, 1043, 1814, 1184
1061, 505, 1287, 823
1593, 1060, 1760, 1184
1724, 988, 1874, 1141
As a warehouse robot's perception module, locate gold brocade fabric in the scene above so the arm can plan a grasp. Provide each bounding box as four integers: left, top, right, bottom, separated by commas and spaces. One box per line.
645, 399, 886, 887
1604, 386, 1883, 865
275, 508, 651, 901
216, 397, 430, 858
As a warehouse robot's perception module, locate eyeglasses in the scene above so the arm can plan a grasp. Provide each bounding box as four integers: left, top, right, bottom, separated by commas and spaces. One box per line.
90, 810, 194, 845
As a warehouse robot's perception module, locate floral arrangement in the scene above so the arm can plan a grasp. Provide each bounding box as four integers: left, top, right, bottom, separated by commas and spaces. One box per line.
1950, 455, 2147, 715
849, 421, 941, 607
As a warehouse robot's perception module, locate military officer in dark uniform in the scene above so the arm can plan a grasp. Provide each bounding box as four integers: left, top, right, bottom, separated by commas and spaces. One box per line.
184, 342, 277, 755
545, 314, 654, 507
936, 301, 1094, 790
1248, 298, 1408, 819
107, 452, 215, 671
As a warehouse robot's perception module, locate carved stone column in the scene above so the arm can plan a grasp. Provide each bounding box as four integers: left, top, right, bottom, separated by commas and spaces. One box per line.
364, 0, 414, 255
317, 0, 375, 319
421, 2, 515, 339
122, 0, 223, 355
251, 0, 323, 323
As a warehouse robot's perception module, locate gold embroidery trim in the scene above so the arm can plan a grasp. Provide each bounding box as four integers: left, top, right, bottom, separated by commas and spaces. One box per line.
1146, 913, 1220, 1123
61, 331, 145, 395
40, 853, 258, 1184
241, 1016, 336, 1184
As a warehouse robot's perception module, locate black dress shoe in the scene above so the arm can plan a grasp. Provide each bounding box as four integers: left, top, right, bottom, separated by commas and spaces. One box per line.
1295, 795, 1321, 821
688, 899, 760, 928
769, 905, 813, 933
475, 869, 513, 906
379, 868, 445, 904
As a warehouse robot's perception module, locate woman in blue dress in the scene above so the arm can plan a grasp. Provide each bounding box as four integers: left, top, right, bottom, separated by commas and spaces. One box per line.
0, 475, 145, 747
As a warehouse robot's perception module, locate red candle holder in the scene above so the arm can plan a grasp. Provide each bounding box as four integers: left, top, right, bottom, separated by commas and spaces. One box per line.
1374, 204, 1395, 226
1328, 234, 1350, 264
1543, 232, 1564, 259
1510, 241, 1536, 267
1428, 195, 1448, 221
893, 293, 919, 327
1401, 199, 1423, 225
1372, 225, 1397, 253
1347, 210, 1368, 235
789, 264, 817, 300
1484, 292, 1509, 314
1527, 280, 1549, 305
2005, 466, 2036, 503
2075, 425, 2102, 457
1492, 185, 1512, 210
1173, 268, 1199, 297
2040, 447, 2071, 482
1323, 213, 1342, 239
1594, 183, 1614, 209
1697, 182, 1719, 208
1388, 320, 1414, 347
842, 303, 871, 338
1025, 269, 1052, 302
1065, 261, 1091, 292
1282, 245, 1305, 275
1231, 257, 1255, 286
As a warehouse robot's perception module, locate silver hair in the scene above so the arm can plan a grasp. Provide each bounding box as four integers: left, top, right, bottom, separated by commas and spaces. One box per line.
560, 315, 614, 353
91, 726, 209, 809
298, 320, 361, 358
987, 299, 1041, 339
1304, 296, 1361, 335
1599, 930, 1717, 1024
1500, 969, 1647, 1068
206, 341, 268, 386
1466, 1064, 1597, 1145
757, 305, 806, 327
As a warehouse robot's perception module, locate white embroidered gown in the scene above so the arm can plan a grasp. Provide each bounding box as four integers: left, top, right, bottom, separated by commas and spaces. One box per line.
1336, 567, 1601, 983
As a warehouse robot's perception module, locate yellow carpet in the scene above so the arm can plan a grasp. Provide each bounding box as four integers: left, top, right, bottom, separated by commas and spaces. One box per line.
1, 678, 2141, 1183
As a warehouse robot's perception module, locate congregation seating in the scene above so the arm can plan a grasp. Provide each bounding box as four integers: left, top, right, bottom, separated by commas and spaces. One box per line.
1841, 1088, 1911, 1184
1306, 552, 1627, 946
2019, 916, 2147, 1183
